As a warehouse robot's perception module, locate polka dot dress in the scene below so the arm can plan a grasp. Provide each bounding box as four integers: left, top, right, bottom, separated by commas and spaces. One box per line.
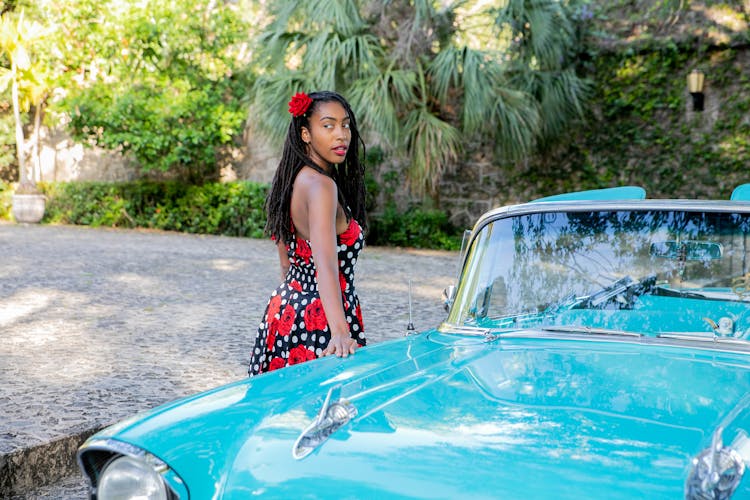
248, 218, 365, 376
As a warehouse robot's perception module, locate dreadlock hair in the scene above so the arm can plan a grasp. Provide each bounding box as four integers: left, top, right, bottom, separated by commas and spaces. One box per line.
265, 90, 367, 245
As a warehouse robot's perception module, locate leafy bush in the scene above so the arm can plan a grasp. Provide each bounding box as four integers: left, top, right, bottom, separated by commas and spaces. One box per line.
57, 0, 253, 184
0, 181, 11, 219
0, 114, 18, 183
4, 180, 461, 250
43, 181, 268, 238
368, 204, 462, 250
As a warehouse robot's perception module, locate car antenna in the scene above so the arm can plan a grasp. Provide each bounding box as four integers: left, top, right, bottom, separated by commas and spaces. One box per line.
406, 279, 416, 334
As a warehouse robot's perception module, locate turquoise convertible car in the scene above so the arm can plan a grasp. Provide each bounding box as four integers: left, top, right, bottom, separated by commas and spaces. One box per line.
79, 186, 750, 499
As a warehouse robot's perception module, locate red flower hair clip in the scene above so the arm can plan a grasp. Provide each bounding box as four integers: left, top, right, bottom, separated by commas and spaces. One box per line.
288, 92, 313, 117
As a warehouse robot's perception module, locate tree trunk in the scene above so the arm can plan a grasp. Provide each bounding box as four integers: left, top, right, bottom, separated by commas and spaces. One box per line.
11, 61, 27, 186
32, 99, 44, 183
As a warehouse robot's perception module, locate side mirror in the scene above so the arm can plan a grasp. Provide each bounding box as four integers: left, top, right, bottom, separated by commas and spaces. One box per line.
442, 285, 456, 312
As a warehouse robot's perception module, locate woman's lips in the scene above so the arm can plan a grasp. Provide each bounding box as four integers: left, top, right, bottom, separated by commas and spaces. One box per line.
332, 146, 347, 156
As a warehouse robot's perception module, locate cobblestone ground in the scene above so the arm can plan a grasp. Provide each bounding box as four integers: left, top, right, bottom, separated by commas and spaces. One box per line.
0, 222, 458, 498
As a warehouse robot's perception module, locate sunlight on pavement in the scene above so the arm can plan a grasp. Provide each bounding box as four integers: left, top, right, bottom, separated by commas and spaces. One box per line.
0, 290, 51, 328
210, 258, 248, 272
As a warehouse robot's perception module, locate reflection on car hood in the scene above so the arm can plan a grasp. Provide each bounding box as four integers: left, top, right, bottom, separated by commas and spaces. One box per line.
98, 332, 750, 499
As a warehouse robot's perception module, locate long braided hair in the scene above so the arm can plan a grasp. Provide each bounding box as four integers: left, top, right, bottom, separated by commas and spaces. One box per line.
265, 91, 367, 245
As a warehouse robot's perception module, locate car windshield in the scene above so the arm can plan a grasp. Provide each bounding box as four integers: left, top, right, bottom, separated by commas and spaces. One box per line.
446, 209, 750, 341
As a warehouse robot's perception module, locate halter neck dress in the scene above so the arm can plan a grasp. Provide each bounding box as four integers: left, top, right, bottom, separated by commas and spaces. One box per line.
248, 217, 366, 376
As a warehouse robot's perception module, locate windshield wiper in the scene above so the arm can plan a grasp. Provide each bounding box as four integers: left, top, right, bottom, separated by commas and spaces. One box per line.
541, 325, 642, 337
545, 274, 658, 312
578, 274, 657, 310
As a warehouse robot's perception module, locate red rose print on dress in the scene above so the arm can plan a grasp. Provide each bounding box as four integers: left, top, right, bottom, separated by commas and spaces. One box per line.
304, 298, 328, 331
268, 357, 286, 371
339, 272, 347, 292
288, 92, 313, 117
265, 295, 282, 350
296, 238, 312, 263
278, 304, 296, 336
288, 345, 317, 365
339, 222, 360, 246
267, 294, 281, 319
290, 280, 302, 292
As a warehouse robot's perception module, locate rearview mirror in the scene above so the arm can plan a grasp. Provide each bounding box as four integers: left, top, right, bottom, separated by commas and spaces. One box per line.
650, 240, 723, 261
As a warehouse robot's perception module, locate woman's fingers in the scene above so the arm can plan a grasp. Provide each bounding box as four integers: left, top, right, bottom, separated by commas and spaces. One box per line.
322, 338, 358, 357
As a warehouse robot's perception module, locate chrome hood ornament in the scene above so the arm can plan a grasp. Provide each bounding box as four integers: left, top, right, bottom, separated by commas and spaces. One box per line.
293, 385, 357, 460
685, 426, 746, 499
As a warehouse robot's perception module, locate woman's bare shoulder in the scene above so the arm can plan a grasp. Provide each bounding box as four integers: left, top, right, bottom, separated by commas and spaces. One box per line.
294, 167, 336, 196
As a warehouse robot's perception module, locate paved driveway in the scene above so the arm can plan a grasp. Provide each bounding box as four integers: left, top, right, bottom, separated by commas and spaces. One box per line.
0, 222, 458, 497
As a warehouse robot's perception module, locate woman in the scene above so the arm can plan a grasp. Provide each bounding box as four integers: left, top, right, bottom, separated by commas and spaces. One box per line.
248, 90, 367, 376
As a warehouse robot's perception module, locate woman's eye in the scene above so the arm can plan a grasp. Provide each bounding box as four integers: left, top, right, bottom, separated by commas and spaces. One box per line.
343, 123, 350, 129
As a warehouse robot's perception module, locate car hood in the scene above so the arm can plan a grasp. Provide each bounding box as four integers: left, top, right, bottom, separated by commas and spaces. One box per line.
98, 331, 750, 499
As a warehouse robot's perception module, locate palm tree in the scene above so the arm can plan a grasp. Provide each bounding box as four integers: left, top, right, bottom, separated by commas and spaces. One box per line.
250, 0, 590, 198
0, 11, 46, 190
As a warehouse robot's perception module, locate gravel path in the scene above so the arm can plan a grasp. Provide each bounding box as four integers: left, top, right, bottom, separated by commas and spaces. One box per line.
0, 222, 458, 498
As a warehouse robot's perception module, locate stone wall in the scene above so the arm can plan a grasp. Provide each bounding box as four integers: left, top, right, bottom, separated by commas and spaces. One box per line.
36, 128, 137, 183
34, 124, 280, 185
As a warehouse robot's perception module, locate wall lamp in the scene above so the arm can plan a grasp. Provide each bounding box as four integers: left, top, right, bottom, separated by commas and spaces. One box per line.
687, 69, 705, 111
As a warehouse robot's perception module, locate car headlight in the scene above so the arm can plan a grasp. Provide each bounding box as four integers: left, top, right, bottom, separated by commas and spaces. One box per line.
97, 455, 168, 500
78, 438, 187, 499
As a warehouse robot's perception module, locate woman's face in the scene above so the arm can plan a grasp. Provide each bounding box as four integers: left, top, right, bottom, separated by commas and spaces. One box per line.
301, 101, 351, 170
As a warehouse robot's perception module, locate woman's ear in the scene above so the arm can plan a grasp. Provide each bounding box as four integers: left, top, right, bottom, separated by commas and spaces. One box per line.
300, 126, 311, 144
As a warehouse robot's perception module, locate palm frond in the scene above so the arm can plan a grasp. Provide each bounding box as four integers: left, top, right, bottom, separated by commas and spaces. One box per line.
253, 1, 302, 59
534, 68, 591, 140
303, 31, 383, 89
302, 0, 364, 36
250, 72, 316, 146
336, 33, 383, 75
348, 68, 417, 147
461, 48, 503, 134
305, 33, 341, 90
494, 0, 574, 69
403, 107, 461, 195
491, 87, 539, 160
527, 6, 573, 68
427, 46, 462, 103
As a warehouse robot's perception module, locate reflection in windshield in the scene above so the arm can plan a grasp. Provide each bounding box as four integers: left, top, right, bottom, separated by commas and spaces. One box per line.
447, 210, 750, 339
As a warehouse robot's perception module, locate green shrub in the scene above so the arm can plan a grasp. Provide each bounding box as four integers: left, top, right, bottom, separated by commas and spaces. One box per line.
0, 181, 11, 219
7, 180, 461, 250
43, 181, 268, 238
368, 204, 462, 250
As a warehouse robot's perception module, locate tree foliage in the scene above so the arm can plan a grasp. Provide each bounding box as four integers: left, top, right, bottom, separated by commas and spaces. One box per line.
250, 0, 591, 196
0, 8, 48, 187
49, 0, 255, 183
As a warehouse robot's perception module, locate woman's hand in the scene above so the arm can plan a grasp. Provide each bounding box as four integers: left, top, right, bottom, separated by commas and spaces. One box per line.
322, 332, 358, 357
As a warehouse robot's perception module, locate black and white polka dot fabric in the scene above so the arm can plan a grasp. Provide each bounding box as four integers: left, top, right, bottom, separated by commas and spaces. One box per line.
248, 218, 366, 376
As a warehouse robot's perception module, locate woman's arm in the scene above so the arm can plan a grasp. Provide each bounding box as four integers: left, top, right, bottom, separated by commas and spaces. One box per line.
276, 240, 290, 281
304, 176, 358, 358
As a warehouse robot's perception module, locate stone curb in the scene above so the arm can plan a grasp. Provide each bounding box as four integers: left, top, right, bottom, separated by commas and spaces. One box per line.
1, 426, 101, 497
